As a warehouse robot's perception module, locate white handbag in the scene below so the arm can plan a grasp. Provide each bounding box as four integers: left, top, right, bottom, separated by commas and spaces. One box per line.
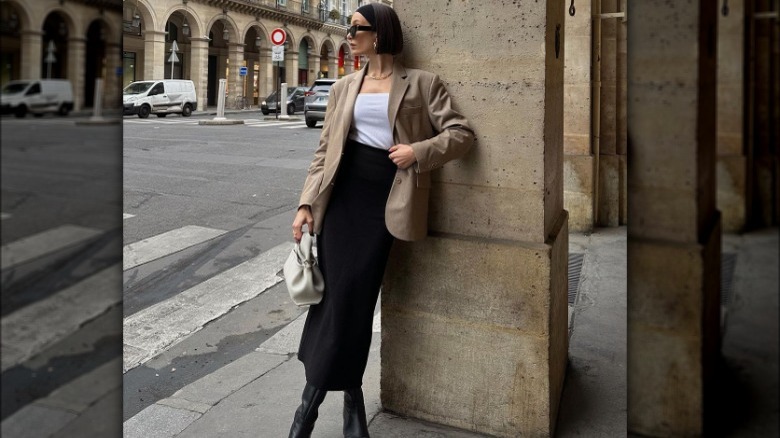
283, 233, 324, 306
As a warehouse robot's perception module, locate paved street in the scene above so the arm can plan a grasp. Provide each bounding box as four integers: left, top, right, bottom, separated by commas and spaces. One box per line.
1, 114, 122, 437
121, 112, 323, 417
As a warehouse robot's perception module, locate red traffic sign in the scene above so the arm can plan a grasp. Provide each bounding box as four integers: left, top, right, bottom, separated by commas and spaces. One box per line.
270, 28, 286, 46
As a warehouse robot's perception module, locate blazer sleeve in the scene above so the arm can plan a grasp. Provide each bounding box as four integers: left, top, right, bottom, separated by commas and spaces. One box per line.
409, 73, 475, 173
298, 82, 341, 208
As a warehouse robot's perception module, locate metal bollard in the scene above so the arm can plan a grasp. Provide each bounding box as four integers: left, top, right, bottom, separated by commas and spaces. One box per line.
90, 78, 104, 121
215, 79, 227, 120
280, 82, 289, 119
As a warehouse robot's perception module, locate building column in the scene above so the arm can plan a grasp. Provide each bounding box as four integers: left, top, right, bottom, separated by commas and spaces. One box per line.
67, 37, 86, 111
597, 0, 620, 227
228, 42, 244, 107
382, 1, 568, 437
20, 30, 43, 79
189, 37, 209, 112
289, 51, 299, 85
563, 0, 593, 232
311, 55, 321, 80
263, 49, 274, 99
104, 43, 122, 110
718, 0, 746, 231
628, 1, 721, 436
143, 30, 166, 81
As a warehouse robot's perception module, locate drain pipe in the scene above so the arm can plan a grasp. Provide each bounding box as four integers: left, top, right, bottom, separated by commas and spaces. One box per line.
592, 0, 602, 227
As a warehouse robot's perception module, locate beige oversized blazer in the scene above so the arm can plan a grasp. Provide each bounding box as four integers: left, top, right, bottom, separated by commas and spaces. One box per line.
298, 62, 475, 241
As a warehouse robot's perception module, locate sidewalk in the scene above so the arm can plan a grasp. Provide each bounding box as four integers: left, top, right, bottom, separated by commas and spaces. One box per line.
124, 228, 628, 437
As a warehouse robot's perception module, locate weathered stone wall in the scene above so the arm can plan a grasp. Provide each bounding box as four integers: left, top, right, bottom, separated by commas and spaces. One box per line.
628, 1, 721, 435
382, 1, 569, 436
563, 0, 594, 232
718, 0, 746, 232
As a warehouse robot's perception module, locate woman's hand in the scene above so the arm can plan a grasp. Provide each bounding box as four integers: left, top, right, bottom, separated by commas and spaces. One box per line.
292, 206, 314, 242
388, 144, 417, 170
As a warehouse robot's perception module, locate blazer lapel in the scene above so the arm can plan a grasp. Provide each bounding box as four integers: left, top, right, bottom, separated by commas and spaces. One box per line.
387, 62, 410, 133
340, 66, 366, 142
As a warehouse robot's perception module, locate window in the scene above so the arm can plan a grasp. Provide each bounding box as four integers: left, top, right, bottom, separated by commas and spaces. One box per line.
302, 0, 310, 12
150, 83, 164, 95
25, 83, 41, 95
277, 0, 287, 6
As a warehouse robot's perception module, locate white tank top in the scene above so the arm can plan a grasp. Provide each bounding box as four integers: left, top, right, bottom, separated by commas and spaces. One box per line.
348, 93, 394, 150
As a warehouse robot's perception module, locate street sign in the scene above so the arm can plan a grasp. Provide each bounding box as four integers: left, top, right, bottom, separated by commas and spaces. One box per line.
270, 28, 286, 46
168, 51, 180, 63
170, 40, 179, 52
272, 45, 284, 62
239, 66, 248, 76
45, 40, 56, 79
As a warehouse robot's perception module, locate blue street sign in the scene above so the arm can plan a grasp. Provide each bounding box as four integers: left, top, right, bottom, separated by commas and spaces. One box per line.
116, 67, 123, 76
239, 66, 248, 76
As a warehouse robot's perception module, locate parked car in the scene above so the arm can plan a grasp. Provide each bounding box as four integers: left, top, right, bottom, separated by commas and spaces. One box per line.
123, 79, 197, 118
303, 78, 337, 128
1, 79, 74, 118
261, 86, 307, 115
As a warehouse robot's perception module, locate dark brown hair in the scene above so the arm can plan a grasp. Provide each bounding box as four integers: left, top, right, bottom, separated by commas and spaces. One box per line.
371, 3, 403, 56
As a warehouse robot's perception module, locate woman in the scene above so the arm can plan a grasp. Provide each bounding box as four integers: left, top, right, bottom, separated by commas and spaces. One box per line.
289, 3, 474, 437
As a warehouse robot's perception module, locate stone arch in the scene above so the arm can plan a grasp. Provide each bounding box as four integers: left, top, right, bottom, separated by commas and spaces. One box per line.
159, 5, 203, 40
36, 7, 77, 38
1, 0, 33, 32
318, 37, 337, 78
81, 13, 119, 45
205, 14, 239, 44
133, 0, 159, 34
242, 21, 270, 45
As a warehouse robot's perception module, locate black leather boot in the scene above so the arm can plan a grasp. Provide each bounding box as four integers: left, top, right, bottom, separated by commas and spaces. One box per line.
288, 382, 327, 438
343, 387, 370, 438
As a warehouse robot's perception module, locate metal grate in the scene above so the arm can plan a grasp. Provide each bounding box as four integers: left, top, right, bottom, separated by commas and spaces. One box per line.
721, 253, 737, 306
568, 253, 585, 305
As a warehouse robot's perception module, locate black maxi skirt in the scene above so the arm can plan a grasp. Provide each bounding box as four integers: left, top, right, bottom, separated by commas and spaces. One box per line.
297, 139, 397, 391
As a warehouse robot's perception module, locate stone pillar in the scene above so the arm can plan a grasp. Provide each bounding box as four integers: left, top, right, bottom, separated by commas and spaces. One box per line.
264, 49, 275, 98
247, 58, 255, 105
228, 43, 244, 107
718, 0, 746, 232
189, 37, 209, 112
67, 37, 86, 111
20, 30, 42, 79
597, 0, 620, 227
563, 0, 593, 232
381, 2, 568, 437
746, 0, 779, 227
104, 43, 122, 110
283, 50, 297, 85
628, 1, 721, 436
617, 1, 628, 225
143, 30, 166, 80
311, 56, 321, 80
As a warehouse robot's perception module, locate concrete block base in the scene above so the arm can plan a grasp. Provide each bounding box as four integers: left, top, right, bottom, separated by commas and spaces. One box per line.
564, 154, 595, 232
381, 214, 569, 438
628, 213, 721, 436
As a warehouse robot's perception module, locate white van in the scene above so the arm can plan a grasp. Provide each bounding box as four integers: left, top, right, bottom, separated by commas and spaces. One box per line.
0, 79, 74, 118
123, 80, 197, 118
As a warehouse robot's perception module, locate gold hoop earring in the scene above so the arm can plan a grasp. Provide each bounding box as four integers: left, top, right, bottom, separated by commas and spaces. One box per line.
373, 41, 377, 53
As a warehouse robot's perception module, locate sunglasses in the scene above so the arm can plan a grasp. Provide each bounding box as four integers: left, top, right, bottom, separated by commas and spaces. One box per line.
347, 24, 375, 38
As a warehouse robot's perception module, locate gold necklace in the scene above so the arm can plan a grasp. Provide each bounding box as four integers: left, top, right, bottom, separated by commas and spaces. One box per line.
367, 70, 393, 80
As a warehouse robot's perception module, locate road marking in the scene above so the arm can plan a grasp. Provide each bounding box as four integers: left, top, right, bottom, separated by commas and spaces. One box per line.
1, 225, 103, 272
1, 265, 121, 372
280, 124, 310, 129
123, 225, 227, 271
246, 121, 305, 128
123, 213, 136, 220
122, 242, 291, 372
1, 357, 121, 436
1, 213, 10, 221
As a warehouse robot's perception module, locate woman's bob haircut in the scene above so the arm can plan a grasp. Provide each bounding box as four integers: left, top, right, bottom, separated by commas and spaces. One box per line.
371, 3, 403, 56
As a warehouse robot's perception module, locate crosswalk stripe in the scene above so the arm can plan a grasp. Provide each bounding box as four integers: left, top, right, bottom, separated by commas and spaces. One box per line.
280, 124, 310, 129
1, 225, 103, 272
123, 225, 227, 271
246, 121, 305, 128
1, 265, 121, 372
123, 242, 291, 372
1, 212, 10, 221
1, 357, 121, 436
123, 213, 136, 220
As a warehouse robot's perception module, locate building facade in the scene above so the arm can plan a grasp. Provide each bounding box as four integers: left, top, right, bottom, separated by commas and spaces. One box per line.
121, 0, 381, 111
0, 0, 123, 111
